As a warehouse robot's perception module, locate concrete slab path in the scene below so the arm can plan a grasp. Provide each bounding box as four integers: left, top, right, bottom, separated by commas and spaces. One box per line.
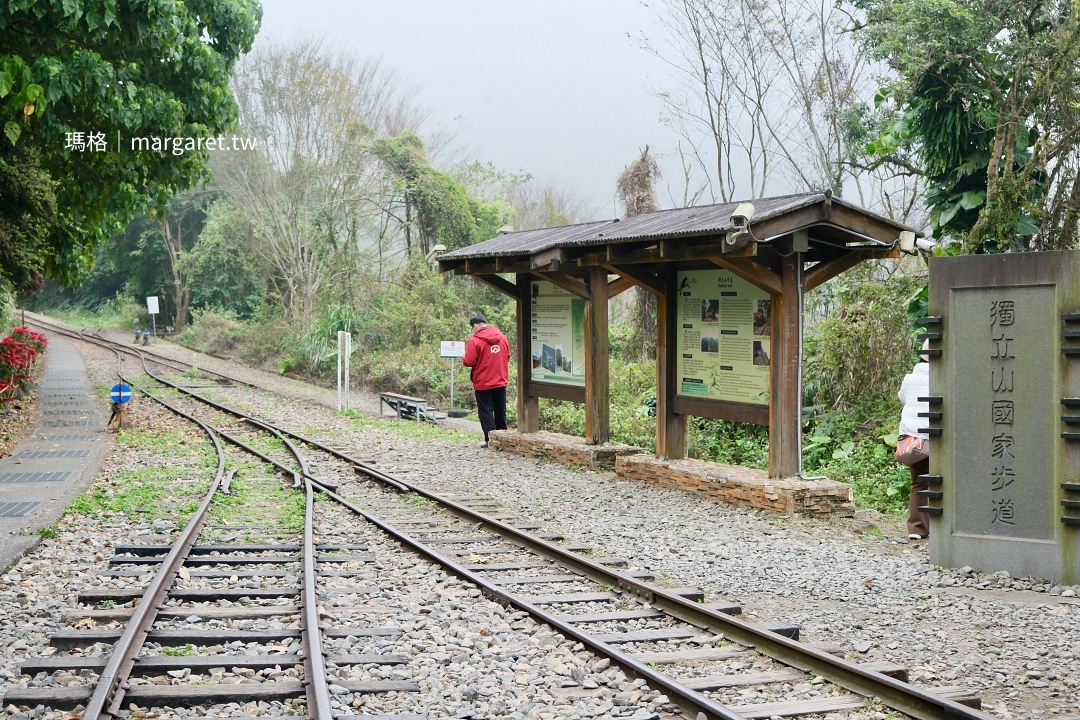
0, 336, 111, 571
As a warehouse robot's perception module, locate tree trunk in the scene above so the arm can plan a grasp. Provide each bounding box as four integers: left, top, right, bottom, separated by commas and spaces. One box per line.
162, 213, 191, 331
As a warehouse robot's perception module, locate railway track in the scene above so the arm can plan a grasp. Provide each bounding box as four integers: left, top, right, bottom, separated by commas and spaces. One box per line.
5, 316, 999, 720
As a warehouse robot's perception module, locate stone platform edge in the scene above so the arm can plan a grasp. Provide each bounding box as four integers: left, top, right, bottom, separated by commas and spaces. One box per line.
615, 454, 855, 517
488, 430, 642, 470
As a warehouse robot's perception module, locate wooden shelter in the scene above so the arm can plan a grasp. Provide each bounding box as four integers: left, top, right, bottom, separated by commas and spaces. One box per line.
438, 191, 917, 479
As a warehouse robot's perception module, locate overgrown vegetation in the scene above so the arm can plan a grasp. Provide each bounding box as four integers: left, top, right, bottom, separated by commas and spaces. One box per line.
23, 26, 946, 518
66, 428, 213, 519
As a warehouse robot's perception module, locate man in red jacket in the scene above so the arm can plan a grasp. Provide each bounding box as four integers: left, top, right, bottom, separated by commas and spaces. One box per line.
463, 314, 510, 447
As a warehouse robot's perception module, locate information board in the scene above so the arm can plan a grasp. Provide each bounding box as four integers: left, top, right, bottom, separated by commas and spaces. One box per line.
146, 296, 159, 315
529, 281, 585, 386
675, 269, 771, 405
440, 340, 466, 358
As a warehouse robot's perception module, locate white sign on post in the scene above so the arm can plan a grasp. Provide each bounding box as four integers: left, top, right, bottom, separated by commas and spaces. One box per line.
146, 296, 159, 339
337, 331, 351, 414
441, 340, 466, 412
440, 341, 466, 358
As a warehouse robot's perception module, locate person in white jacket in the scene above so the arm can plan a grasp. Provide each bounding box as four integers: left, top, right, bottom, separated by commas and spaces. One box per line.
898, 342, 931, 539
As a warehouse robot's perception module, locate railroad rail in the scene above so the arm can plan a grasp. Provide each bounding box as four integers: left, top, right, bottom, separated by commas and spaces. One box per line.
8, 316, 998, 720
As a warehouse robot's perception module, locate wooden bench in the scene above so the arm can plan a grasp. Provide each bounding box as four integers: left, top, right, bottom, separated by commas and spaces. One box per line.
379, 392, 435, 422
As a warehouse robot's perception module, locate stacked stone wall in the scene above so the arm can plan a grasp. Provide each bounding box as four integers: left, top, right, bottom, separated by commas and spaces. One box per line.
487, 430, 642, 470
615, 455, 854, 517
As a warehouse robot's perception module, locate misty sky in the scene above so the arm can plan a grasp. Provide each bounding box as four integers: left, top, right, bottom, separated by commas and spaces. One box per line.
256, 1, 689, 219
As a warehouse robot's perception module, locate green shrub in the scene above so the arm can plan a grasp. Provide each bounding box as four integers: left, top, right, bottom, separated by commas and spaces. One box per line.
0, 279, 14, 335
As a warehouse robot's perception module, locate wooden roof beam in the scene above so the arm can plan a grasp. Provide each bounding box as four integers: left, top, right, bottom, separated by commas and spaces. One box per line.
530, 247, 565, 271
708, 257, 783, 297
804, 247, 900, 292
575, 238, 758, 267
607, 276, 635, 298
534, 271, 591, 300
601, 264, 665, 297
474, 273, 522, 298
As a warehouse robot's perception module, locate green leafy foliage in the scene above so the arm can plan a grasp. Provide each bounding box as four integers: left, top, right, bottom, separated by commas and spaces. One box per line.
0, 147, 56, 287
372, 131, 512, 255
186, 200, 265, 320
853, 0, 1080, 252
0, 0, 261, 283
804, 274, 921, 410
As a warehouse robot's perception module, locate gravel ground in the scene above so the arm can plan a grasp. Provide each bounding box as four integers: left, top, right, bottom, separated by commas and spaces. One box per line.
1, 340, 219, 720
4, 328, 1079, 719
188, 376, 1080, 719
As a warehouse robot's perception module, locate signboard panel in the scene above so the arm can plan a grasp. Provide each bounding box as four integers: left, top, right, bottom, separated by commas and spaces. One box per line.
146, 296, 159, 315
950, 286, 1056, 540
675, 269, 771, 405
529, 281, 585, 387
930, 250, 1080, 584
440, 340, 466, 358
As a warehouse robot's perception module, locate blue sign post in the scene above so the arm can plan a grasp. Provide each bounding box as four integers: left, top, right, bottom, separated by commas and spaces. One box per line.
110, 384, 132, 404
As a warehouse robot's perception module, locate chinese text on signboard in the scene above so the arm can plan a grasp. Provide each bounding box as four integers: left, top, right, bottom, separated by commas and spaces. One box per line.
675, 270, 771, 405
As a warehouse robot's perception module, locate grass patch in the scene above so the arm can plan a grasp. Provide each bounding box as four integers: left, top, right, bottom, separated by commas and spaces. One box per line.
66, 427, 213, 520
38, 525, 59, 539
346, 410, 472, 444
161, 643, 197, 656
208, 473, 305, 535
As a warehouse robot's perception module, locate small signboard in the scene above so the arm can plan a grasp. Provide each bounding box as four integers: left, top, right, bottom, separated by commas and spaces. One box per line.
110, 383, 132, 404
146, 296, 159, 315
440, 340, 466, 358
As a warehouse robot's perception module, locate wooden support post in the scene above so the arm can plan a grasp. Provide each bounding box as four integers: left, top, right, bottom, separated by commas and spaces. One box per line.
768, 251, 803, 478
515, 273, 539, 433
584, 266, 610, 445
656, 270, 686, 459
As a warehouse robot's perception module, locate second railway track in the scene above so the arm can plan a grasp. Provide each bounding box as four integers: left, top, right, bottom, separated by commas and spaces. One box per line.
5, 317, 999, 720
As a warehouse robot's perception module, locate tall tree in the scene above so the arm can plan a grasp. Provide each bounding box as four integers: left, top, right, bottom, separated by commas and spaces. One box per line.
0, 0, 261, 284
215, 39, 416, 322
0, 147, 55, 289
855, 0, 1080, 251
645, 0, 920, 221
159, 191, 214, 331
616, 147, 661, 360
372, 131, 510, 256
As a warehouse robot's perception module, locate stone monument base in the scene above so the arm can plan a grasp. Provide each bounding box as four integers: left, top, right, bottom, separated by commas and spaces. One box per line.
488, 430, 642, 470
615, 455, 854, 517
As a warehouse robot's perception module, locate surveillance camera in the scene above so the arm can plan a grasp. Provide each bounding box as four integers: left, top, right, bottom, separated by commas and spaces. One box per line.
730, 202, 755, 232
916, 238, 938, 252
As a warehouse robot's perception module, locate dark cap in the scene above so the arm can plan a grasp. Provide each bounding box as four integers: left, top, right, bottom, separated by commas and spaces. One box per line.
469, 314, 488, 326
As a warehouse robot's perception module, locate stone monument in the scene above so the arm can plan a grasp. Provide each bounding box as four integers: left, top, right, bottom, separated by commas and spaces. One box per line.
927, 251, 1080, 584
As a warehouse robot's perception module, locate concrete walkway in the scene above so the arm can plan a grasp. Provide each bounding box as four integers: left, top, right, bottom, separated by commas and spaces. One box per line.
0, 337, 111, 571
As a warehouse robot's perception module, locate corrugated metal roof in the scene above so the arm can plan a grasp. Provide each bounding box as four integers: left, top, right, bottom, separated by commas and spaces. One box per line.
439, 191, 918, 261
566, 192, 824, 245
438, 219, 617, 260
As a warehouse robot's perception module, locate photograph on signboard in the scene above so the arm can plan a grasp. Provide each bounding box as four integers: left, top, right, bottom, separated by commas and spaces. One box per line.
529, 281, 586, 386
541, 344, 558, 373
753, 341, 770, 366
701, 299, 719, 322
753, 300, 770, 336
700, 334, 719, 353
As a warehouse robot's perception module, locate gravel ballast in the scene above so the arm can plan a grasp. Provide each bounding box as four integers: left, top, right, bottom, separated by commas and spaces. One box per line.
2, 326, 1078, 719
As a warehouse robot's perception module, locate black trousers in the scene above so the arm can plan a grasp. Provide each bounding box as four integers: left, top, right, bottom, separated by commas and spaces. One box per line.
474, 386, 507, 441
